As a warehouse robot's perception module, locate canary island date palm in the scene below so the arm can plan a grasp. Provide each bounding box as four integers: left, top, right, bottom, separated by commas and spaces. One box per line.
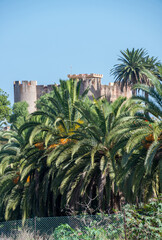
110, 48, 159, 94
157, 63, 162, 81
0, 128, 27, 220
45, 96, 139, 213
16, 78, 89, 218
109, 74, 162, 202
132, 73, 162, 193
0, 124, 49, 221
20, 78, 88, 144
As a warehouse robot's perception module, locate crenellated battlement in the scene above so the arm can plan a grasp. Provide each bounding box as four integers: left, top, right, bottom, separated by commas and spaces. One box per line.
14, 80, 37, 86
68, 73, 103, 79
14, 74, 132, 113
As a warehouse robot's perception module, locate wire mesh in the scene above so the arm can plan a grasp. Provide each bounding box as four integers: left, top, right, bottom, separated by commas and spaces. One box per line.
0, 213, 125, 239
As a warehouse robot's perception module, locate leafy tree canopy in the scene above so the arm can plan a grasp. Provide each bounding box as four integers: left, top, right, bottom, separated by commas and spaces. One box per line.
10, 101, 29, 127
0, 88, 11, 123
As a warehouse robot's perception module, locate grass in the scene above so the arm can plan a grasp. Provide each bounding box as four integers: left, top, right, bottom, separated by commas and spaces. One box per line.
0, 229, 53, 240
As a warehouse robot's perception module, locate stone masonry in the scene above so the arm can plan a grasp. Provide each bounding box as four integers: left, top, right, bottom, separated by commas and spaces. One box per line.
14, 74, 132, 113
68, 74, 132, 101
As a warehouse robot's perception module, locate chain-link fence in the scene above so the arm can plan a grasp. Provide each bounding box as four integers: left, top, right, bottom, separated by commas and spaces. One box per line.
0, 213, 125, 239
0, 209, 161, 240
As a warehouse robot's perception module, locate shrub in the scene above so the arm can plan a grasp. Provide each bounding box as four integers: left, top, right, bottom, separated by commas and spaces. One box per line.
124, 197, 162, 239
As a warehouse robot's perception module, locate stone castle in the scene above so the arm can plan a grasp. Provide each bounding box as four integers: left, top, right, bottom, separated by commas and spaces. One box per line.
14, 74, 132, 113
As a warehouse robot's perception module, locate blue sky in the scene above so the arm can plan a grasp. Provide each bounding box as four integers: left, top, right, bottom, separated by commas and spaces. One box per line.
0, 0, 162, 105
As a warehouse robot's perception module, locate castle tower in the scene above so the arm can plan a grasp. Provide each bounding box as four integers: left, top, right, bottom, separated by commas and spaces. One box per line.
14, 81, 37, 113
68, 73, 103, 99
68, 74, 132, 101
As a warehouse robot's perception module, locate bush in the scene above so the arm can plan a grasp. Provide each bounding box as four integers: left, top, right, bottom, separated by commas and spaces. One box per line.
125, 197, 162, 239
53, 223, 121, 240
53, 198, 162, 240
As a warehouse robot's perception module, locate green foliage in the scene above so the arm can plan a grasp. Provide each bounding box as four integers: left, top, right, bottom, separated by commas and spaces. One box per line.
0, 88, 11, 123
124, 197, 162, 239
110, 48, 160, 94
53, 198, 162, 240
10, 101, 29, 128
0, 199, 161, 239
53, 222, 122, 240
109, 75, 162, 202
0, 72, 161, 223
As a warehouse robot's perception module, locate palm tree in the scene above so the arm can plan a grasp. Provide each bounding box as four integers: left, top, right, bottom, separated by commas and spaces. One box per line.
15, 78, 89, 218
132, 73, 162, 194
45, 97, 135, 213
0, 125, 52, 221
109, 74, 162, 202
20, 78, 89, 142
157, 63, 162, 81
0, 128, 26, 220
110, 48, 159, 95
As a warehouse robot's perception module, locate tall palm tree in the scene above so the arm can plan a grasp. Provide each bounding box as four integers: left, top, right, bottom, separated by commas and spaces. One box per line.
110, 48, 159, 95
0, 125, 53, 221
132, 73, 162, 194
0, 128, 26, 220
20, 78, 89, 142
109, 74, 162, 202
45, 97, 137, 213
14, 79, 89, 218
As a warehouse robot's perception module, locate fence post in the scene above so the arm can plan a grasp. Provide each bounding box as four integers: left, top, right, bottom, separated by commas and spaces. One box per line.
34, 216, 37, 239
123, 209, 127, 240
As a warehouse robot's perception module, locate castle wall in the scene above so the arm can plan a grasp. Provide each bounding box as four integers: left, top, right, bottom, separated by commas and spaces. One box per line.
81, 78, 101, 99
87, 77, 101, 99
37, 85, 46, 99
101, 83, 132, 102
14, 80, 37, 113
68, 74, 103, 100
37, 85, 55, 99
14, 74, 132, 113
101, 85, 111, 102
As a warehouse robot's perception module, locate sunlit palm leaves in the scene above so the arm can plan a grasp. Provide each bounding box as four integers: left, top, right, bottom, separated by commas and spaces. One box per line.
0, 74, 161, 221
15, 78, 89, 218
45, 97, 131, 212
110, 74, 162, 202
110, 48, 160, 93
0, 128, 26, 220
